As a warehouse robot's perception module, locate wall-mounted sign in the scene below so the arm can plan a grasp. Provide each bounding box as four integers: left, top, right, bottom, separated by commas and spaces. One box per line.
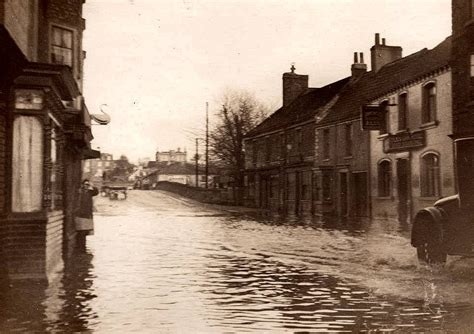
384, 130, 426, 152
361, 105, 383, 130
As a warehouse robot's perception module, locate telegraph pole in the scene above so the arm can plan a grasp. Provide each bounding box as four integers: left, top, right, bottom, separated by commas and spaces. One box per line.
195, 138, 199, 187
205, 102, 209, 188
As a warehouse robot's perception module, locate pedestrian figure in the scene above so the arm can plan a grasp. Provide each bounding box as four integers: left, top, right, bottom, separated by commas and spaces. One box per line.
75, 179, 99, 250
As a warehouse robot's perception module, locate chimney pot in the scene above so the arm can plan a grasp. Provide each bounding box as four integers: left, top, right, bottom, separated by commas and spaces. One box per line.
353, 52, 358, 63
382, 38, 386, 45
375, 33, 380, 45
359, 52, 364, 64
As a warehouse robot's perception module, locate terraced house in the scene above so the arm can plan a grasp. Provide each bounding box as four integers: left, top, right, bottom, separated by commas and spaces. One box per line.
243, 67, 350, 214
0, 0, 97, 282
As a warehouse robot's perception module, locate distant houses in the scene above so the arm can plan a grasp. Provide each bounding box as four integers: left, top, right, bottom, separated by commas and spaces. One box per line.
244, 33, 457, 222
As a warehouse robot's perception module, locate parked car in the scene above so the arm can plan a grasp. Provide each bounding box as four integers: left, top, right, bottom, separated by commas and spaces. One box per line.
411, 137, 474, 264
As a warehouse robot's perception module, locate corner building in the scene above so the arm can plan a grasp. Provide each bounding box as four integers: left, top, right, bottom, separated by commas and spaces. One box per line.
0, 0, 98, 283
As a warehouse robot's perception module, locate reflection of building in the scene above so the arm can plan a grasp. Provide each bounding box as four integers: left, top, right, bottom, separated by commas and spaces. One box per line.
82, 153, 115, 184
156, 148, 187, 163
0, 1, 98, 282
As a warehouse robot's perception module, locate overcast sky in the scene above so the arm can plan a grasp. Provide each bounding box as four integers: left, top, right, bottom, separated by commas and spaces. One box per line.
83, 0, 451, 163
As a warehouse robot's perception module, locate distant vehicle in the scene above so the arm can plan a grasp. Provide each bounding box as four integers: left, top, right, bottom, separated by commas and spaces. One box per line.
411, 138, 474, 265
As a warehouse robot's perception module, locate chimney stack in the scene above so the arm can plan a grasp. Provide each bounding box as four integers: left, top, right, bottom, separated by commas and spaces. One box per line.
282, 64, 309, 106
370, 33, 402, 72
351, 51, 367, 78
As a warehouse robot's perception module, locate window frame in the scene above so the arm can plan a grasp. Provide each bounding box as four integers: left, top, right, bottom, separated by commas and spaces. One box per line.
322, 128, 330, 160
421, 81, 437, 125
420, 152, 441, 198
50, 25, 75, 68
344, 123, 353, 157
398, 92, 408, 131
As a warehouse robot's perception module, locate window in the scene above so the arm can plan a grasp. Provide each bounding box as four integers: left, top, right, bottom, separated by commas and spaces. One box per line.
265, 137, 271, 162
345, 123, 353, 156
398, 93, 408, 130
421, 153, 440, 197
313, 173, 321, 201
12, 116, 44, 212
378, 160, 391, 197
322, 128, 330, 159
379, 100, 389, 135
422, 83, 437, 124
296, 129, 302, 154
252, 140, 257, 165
279, 133, 285, 159
51, 26, 73, 67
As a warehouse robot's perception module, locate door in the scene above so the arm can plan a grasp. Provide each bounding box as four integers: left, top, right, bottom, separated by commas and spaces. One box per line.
397, 159, 410, 223
353, 172, 368, 216
339, 172, 348, 216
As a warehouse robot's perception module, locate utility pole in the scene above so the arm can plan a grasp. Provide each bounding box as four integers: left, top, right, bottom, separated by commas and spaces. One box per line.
195, 138, 199, 187
205, 102, 209, 189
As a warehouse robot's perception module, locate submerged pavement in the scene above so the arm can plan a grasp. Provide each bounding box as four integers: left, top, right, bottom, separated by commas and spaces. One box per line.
1, 190, 474, 332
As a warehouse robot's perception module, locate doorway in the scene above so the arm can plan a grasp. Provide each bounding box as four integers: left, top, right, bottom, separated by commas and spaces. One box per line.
397, 159, 410, 223
352, 172, 368, 216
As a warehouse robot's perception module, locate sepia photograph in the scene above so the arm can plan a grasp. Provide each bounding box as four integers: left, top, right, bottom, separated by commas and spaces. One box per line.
1, 0, 474, 332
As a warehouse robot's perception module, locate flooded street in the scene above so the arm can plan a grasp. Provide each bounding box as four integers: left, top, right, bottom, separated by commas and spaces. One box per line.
1, 190, 474, 333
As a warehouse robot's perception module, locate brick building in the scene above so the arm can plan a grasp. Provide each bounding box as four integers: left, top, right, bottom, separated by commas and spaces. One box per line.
313, 52, 371, 218
243, 67, 350, 214
156, 147, 187, 163
0, 0, 97, 282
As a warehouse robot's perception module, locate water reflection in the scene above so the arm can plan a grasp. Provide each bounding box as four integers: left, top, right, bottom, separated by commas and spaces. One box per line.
0, 191, 474, 332
0, 250, 97, 333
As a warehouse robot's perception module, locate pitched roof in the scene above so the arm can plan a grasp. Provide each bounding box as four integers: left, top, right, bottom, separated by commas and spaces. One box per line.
245, 76, 351, 138
317, 36, 451, 126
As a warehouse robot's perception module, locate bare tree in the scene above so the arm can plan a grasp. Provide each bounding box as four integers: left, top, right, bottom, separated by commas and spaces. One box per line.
209, 89, 269, 203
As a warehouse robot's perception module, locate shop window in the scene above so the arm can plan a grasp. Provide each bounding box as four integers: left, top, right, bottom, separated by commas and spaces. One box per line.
322, 128, 330, 159
379, 100, 389, 135
422, 83, 437, 124
345, 123, 353, 156
51, 26, 73, 67
378, 160, 391, 197
398, 93, 408, 130
421, 153, 440, 197
12, 116, 43, 212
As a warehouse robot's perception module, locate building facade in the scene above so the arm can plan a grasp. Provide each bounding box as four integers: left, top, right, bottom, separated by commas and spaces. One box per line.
156, 147, 187, 163
369, 37, 455, 222
244, 67, 350, 215
82, 152, 115, 185
314, 52, 371, 218
0, 0, 97, 282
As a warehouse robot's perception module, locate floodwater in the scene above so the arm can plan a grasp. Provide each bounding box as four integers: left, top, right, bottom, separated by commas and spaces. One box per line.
1, 190, 474, 333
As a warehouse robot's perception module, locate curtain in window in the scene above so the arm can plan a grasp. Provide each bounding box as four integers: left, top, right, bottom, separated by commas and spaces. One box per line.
12, 116, 43, 212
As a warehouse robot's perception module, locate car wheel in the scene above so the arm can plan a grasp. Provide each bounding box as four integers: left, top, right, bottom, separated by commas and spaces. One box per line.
417, 242, 447, 265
